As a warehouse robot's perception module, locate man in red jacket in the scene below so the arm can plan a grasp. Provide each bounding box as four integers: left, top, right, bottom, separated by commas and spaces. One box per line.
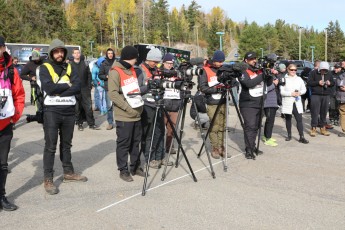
0, 36, 25, 211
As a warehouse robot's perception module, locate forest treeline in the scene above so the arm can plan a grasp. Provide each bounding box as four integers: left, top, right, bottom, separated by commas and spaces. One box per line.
1, 0, 344, 61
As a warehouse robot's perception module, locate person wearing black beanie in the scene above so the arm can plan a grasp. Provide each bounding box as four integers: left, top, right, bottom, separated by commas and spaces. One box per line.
108, 45, 145, 182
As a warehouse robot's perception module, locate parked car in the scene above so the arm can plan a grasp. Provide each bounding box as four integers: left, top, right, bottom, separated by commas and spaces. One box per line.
276, 60, 314, 76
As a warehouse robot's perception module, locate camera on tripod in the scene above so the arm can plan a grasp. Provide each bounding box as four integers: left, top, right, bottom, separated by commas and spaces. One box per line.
177, 61, 203, 82
216, 63, 244, 86
258, 54, 278, 69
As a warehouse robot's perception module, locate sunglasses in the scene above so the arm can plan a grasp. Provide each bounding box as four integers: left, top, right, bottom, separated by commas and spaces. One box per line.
289, 69, 297, 71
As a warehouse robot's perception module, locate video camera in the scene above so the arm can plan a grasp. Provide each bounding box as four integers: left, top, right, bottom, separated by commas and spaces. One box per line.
216, 63, 246, 85
258, 53, 278, 69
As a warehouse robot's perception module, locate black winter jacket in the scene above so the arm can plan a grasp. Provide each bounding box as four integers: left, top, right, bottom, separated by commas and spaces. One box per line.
307, 69, 334, 96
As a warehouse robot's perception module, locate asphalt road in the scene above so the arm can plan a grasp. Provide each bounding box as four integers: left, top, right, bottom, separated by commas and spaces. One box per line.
1, 81, 345, 229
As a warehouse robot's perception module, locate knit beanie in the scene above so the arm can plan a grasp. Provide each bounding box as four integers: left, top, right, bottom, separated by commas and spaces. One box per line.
146, 48, 162, 62
212, 50, 225, 62
162, 53, 175, 63
120, 46, 138, 61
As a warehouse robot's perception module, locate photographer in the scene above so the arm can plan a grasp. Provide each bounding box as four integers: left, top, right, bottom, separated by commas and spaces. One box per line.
137, 47, 171, 169
307, 61, 334, 136
239, 51, 273, 159
108, 46, 144, 182
161, 53, 182, 157
199, 50, 227, 159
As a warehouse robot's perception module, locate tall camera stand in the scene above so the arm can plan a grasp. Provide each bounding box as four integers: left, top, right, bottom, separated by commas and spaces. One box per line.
197, 86, 256, 171
162, 91, 216, 179
142, 93, 197, 196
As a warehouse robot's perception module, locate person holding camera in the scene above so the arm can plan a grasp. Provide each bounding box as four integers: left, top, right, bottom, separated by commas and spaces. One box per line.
199, 50, 227, 159
307, 61, 334, 136
280, 64, 309, 143
40, 39, 87, 195
0, 36, 25, 211
239, 51, 273, 159
162, 53, 182, 158
108, 46, 145, 182
137, 47, 169, 169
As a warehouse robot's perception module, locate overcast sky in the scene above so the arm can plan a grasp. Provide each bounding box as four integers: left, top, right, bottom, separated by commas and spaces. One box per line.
168, 0, 344, 32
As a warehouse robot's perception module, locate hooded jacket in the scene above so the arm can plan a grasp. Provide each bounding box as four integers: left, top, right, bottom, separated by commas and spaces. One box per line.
71, 58, 92, 90
307, 69, 334, 96
0, 52, 25, 131
108, 61, 143, 122
98, 48, 115, 91
20, 56, 44, 86
39, 39, 81, 116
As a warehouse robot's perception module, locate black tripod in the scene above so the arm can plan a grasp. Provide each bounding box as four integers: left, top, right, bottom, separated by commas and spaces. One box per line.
162, 90, 216, 179
142, 91, 197, 196
197, 85, 256, 170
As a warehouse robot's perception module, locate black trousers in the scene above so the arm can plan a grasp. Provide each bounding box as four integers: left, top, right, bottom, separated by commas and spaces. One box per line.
285, 103, 304, 136
310, 94, 330, 128
141, 105, 165, 162
0, 124, 13, 196
264, 107, 278, 139
76, 89, 95, 126
43, 111, 75, 179
115, 120, 142, 172
240, 107, 261, 150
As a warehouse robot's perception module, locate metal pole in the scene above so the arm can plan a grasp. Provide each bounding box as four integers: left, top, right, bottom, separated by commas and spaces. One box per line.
219, 35, 222, 51
299, 27, 302, 60
121, 13, 125, 48
111, 12, 117, 53
142, 0, 146, 42
325, 29, 328, 61
195, 26, 199, 57
167, 22, 171, 47
310, 46, 315, 63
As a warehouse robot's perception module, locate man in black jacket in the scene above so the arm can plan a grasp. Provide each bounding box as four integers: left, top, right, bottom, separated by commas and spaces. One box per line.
40, 39, 87, 195
20, 50, 44, 108
239, 51, 273, 159
308, 61, 334, 136
98, 48, 115, 130
71, 48, 99, 130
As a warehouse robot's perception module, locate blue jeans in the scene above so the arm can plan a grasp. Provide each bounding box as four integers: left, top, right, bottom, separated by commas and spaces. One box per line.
93, 85, 101, 110
105, 91, 114, 125
43, 111, 75, 179
97, 86, 107, 114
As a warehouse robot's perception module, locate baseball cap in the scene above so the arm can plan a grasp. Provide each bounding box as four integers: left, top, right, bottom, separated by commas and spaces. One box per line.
334, 63, 341, 69
244, 51, 257, 60
31, 50, 40, 61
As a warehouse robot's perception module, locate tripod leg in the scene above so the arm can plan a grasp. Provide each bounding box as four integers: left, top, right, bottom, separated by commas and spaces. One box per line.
229, 88, 256, 160
174, 98, 189, 168
223, 90, 230, 172
161, 108, 197, 182
142, 107, 160, 196
193, 98, 216, 178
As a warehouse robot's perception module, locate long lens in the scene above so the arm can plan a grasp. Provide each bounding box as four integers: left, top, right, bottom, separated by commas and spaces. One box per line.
186, 67, 203, 76
162, 82, 175, 89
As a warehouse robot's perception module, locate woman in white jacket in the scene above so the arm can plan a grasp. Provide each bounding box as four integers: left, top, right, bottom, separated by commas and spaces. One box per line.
280, 64, 309, 144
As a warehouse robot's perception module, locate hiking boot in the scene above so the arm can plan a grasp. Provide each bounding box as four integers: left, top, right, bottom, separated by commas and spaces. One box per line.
298, 136, 309, 144
310, 127, 317, 137
149, 160, 161, 169
218, 146, 231, 158
245, 148, 254, 159
285, 135, 292, 141
44, 179, 59, 195
160, 159, 174, 166
78, 124, 84, 131
119, 171, 133, 182
254, 147, 263, 155
264, 139, 278, 147
338, 132, 345, 137
106, 124, 113, 130
325, 124, 333, 129
320, 127, 330, 136
211, 147, 220, 159
89, 125, 100, 130
0, 196, 18, 211
63, 173, 88, 182
130, 167, 146, 177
